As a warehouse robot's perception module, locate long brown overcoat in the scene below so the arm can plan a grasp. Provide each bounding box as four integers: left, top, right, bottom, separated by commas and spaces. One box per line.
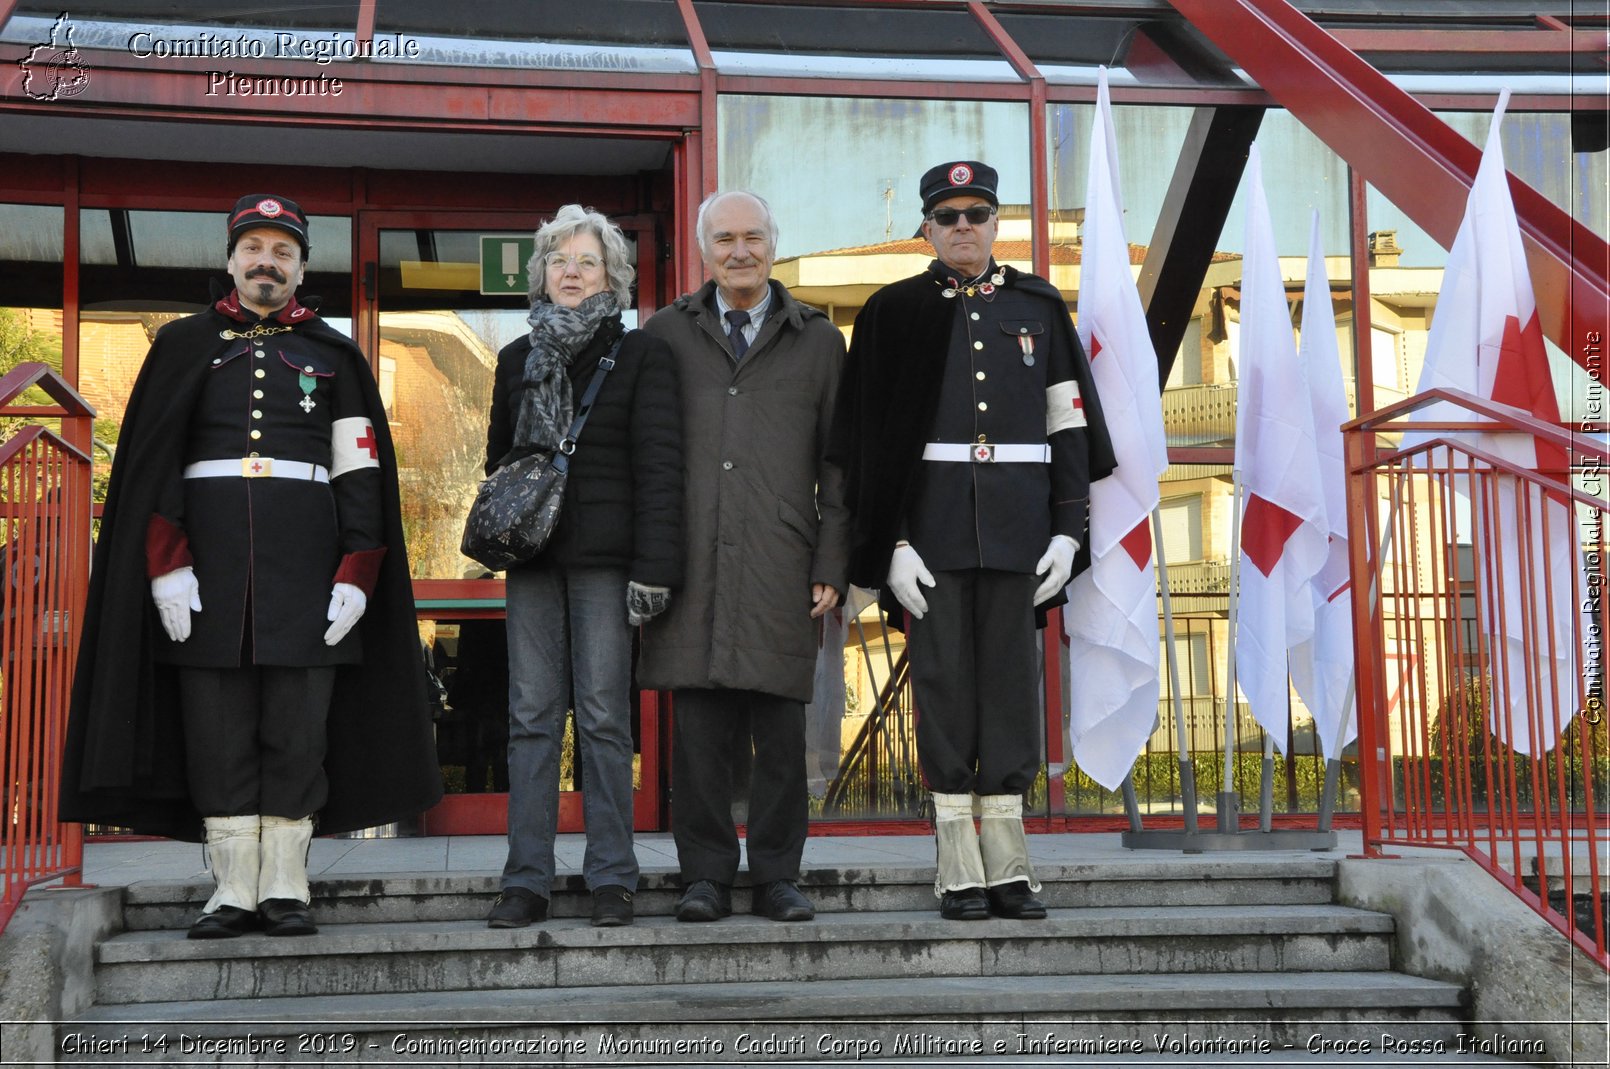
639, 280, 849, 703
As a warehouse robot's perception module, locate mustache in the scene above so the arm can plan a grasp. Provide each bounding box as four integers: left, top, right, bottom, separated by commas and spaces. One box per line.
246, 266, 287, 283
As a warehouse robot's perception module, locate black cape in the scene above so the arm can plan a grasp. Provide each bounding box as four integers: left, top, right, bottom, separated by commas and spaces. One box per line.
829, 263, 1119, 623
60, 301, 443, 840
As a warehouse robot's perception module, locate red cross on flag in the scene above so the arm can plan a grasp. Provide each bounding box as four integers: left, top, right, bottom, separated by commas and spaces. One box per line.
1062, 67, 1171, 790
1233, 144, 1329, 752
330, 416, 382, 479
1406, 91, 1584, 755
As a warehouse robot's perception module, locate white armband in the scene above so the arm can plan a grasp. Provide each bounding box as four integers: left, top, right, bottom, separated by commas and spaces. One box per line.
1046, 380, 1087, 434
330, 416, 382, 479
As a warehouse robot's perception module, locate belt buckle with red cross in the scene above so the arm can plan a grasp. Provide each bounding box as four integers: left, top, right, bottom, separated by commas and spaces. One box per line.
241, 456, 272, 478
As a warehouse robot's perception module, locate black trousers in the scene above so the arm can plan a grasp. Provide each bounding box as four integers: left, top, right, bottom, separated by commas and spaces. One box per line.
178, 665, 336, 819
671, 688, 807, 886
906, 569, 1041, 795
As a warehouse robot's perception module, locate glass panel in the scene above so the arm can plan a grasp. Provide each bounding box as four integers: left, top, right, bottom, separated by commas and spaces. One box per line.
696, 2, 1017, 80
0, 202, 67, 455
377, 226, 640, 582
14, 3, 359, 29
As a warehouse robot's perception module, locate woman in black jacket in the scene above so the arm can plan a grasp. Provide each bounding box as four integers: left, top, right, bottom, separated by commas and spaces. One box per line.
482, 204, 682, 929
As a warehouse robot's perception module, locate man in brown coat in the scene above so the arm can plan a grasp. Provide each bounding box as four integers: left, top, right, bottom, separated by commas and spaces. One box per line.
641, 190, 849, 923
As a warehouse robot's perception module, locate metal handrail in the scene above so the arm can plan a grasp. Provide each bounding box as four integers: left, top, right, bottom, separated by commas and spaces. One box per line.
1346, 386, 1608, 969
0, 363, 92, 935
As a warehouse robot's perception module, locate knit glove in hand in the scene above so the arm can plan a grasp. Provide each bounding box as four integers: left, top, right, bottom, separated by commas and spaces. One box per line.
627, 581, 672, 627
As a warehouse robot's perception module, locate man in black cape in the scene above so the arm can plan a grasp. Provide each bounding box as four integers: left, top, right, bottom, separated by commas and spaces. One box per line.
830, 162, 1116, 922
61, 194, 441, 938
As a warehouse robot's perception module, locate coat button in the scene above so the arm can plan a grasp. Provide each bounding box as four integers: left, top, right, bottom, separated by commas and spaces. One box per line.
977, 402, 988, 412
252, 409, 263, 419
304, 365, 315, 374
250, 429, 262, 440
253, 389, 263, 399
722, 461, 733, 471
973, 341, 983, 350
970, 312, 980, 321
1020, 327, 1028, 334
255, 369, 266, 379
255, 349, 265, 359
728, 387, 738, 395
211, 357, 221, 366
975, 371, 985, 381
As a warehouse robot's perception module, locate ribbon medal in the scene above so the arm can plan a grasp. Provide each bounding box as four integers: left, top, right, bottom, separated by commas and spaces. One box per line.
298, 370, 317, 413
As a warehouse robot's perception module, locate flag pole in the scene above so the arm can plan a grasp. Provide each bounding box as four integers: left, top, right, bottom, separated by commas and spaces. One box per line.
1222, 470, 1245, 833
1259, 729, 1276, 833
1153, 503, 1199, 834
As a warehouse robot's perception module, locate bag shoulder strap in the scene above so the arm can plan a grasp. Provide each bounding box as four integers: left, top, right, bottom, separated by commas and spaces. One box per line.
558, 336, 623, 456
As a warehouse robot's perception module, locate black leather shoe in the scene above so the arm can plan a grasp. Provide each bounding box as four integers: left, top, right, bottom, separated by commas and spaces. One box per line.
674, 880, 732, 922
487, 886, 547, 929
258, 898, 318, 936
187, 905, 258, 939
751, 879, 815, 921
591, 885, 634, 927
939, 887, 990, 921
986, 880, 1047, 920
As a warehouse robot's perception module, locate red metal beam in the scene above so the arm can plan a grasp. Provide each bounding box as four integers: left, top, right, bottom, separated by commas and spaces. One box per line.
1165, 0, 1610, 380
1333, 27, 1606, 61
675, 0, 716, 291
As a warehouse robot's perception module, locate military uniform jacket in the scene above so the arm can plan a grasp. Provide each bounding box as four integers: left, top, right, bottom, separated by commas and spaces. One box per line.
59, 289, 444, 840
830, 261, 1117, 618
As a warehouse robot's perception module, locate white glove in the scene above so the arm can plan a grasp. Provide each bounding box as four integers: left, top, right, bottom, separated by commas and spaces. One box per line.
627, 581, 672, 627
323, 582, 367, 646
151, 566, 201, 642
887, 543, 936, 620
1033, 534, 1079, 606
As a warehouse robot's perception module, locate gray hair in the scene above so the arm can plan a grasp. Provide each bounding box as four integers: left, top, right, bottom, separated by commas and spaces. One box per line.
527, 203, 635, 308
695, 190, 779, 257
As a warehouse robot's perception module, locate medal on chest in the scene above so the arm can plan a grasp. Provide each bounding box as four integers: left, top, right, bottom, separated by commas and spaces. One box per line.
298, 370, 317, 412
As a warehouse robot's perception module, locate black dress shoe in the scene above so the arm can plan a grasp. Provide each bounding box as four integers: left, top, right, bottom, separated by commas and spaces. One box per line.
487, 886, 547, 929
986, 880, 1047, 920
590, 885, 634, 927
751, 879, 815, 921
187, 905, 258, 939
674, 880, 732, 922
259, 898, 318, 936
939, 887, 990, 921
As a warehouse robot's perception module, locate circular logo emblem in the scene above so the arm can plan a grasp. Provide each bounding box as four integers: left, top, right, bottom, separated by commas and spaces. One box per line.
948, 164, 973, 186
256, 198, 283, 218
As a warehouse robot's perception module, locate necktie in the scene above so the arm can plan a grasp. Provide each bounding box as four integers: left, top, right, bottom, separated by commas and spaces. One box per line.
724, 309, 751, 361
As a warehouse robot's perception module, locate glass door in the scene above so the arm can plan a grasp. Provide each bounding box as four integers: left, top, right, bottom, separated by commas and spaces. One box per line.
356, 209, 665, 836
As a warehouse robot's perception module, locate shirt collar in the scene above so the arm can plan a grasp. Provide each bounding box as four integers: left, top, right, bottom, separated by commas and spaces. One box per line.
714, 283, 773, 327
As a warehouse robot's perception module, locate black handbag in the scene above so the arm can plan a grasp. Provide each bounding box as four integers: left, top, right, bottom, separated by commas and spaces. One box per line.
460, 341, 620, 572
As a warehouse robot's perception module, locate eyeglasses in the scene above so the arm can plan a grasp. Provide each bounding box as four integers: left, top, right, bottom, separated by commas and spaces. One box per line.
544, 252, 604, 273
926, 205, 996, 227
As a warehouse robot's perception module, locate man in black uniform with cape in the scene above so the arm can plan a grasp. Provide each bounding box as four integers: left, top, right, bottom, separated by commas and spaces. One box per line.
61, 194, 441, 937
831, 162, 1115, 921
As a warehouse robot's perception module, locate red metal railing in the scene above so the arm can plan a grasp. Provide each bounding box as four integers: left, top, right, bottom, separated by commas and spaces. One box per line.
0, 362, 93, 934
1346, 387, 1608, 968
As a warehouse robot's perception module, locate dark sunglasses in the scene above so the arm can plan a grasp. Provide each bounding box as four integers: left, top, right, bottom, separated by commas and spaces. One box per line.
926, 205, 996, 227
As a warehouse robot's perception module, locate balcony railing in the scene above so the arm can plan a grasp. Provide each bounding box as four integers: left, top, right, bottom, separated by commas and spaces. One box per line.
1162, 382, 1237, 447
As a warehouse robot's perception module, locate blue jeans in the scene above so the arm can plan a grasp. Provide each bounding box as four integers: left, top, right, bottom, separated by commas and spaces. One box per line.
502, 565, 639, 898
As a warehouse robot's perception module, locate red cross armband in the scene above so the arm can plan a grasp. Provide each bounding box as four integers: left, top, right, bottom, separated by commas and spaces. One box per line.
330, 417, 382, 479
1045, 379, 1088, 434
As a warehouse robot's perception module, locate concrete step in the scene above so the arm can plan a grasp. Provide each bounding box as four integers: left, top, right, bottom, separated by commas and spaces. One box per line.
117, 858, 1340, 930
93, 905, 1395, 1004
65, 971, 1471, 1065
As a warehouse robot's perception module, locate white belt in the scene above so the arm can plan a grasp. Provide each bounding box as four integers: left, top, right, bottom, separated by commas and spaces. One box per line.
922, 442, 1051, 464
183, 458, 330, 482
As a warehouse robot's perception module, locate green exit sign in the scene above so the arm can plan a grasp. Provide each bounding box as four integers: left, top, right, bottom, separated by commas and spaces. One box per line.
480, 235, 535, 296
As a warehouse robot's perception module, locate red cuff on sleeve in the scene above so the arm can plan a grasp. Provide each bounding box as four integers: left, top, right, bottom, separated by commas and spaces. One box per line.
333, 546, 387, 597
145, 514, 192, 578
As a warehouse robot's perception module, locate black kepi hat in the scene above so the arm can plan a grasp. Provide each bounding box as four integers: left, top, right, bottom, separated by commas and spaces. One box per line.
228, 193, 310, 255
919, 160, 999, 214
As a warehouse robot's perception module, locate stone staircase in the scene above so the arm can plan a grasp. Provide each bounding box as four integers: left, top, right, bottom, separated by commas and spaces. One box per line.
59, 857, 1478, 1064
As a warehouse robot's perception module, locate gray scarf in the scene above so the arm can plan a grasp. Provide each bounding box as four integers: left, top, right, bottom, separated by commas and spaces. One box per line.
513, 291, 620, 452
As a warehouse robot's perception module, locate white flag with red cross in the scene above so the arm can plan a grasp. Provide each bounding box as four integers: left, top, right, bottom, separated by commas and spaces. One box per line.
1407, 91, 1583, 755
1288, 210, 1356, 760
1233, 144, 1329, 751
1063, 67, 1171, 790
